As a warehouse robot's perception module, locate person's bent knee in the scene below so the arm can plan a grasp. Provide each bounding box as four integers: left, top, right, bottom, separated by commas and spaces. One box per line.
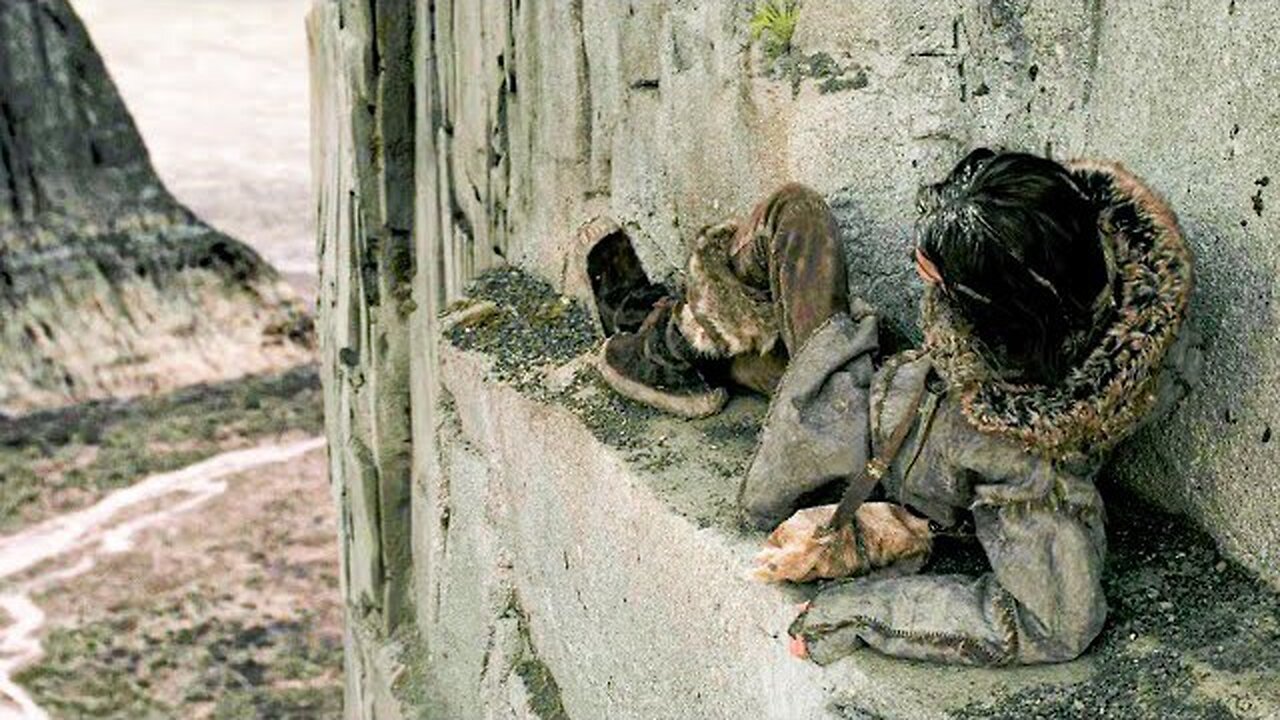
768, 182, 825, 207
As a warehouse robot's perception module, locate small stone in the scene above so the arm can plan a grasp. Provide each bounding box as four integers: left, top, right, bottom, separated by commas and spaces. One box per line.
1158, 601, 1174, 611
1215, 560, 1227, 572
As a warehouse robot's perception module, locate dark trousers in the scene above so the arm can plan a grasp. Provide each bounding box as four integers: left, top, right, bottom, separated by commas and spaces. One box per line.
676, 183, 850, 393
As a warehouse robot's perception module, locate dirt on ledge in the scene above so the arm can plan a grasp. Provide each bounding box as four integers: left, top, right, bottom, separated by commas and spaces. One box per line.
446, 265, 1280, 719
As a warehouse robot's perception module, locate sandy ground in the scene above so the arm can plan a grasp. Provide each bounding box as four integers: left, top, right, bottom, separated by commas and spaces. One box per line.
0, 368, 335, 718
6, 444, 342, 719
70, 0, 316, 299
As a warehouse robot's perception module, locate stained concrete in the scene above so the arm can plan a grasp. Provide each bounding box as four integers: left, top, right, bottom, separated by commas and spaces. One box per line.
310, 1, 1280, 717
411, 271, 1280, 720
404, 0, 1280, 589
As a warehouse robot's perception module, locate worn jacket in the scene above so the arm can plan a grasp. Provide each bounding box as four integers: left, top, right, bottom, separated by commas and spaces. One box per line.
738, 160, 1200, 665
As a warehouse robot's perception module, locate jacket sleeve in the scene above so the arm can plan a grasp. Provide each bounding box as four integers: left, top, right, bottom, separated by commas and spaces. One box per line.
738, 308, 879, 530
794, 460, 1107, 666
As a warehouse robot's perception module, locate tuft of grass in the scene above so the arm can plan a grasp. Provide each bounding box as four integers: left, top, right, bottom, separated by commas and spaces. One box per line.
749, 0, 800, 59
18, 610, 343, 720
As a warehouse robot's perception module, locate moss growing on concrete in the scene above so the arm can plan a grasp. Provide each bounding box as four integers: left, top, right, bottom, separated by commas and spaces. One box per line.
515, 647, 571, 720
445, 267, 1280, 716
511, 595, 572, 720
443, 268, 596, 391
561, 367, 664, 451
770, 50, 871, 98
444, 267, 663, 447
444, 267, 768, 533
388, 621, 432, 714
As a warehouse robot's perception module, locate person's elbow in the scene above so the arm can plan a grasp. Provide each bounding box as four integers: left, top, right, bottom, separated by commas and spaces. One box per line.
1035, 582, 1107, 663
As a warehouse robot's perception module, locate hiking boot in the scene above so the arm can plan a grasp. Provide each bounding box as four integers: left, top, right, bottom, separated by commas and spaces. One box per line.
584, 223, 671, 336
598, 300, 728, 419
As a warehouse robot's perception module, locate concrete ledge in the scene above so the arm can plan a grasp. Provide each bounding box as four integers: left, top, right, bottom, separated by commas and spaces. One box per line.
415, 269, 1280, 720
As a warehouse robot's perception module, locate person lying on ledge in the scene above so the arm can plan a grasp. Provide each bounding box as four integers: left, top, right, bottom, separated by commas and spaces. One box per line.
591, 149, 1199, 665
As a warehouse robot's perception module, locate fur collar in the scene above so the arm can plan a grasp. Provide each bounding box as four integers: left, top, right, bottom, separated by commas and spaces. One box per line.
922, 159, 1194, 462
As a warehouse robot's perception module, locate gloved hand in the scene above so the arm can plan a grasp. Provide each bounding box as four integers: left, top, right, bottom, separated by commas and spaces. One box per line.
750, 502, 932, 584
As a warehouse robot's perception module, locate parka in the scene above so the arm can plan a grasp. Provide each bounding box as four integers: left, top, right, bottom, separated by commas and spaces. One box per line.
739, 160, 1200, 665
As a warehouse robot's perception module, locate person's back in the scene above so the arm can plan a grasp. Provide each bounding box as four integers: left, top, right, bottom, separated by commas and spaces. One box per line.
585, 147, 1199, 665
747, 151, 1199, 664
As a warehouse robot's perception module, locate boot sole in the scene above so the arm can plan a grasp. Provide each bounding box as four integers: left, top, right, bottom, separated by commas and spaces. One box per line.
596, 341, 728, 419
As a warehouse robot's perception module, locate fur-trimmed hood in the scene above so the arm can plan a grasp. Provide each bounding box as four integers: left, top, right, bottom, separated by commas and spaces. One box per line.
922, 159, 1194, 461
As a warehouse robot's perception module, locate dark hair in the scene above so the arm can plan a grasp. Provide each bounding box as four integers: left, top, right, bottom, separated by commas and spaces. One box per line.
916, 149, 1110, 383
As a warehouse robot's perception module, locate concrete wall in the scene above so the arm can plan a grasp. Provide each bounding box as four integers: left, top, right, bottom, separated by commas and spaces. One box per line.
311, 1, 1280, 717
309, 2, 417, 716
407, 0, 1279, 591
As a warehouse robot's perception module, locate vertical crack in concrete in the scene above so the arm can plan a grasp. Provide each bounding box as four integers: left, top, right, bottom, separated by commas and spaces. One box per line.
570, 0, 594, 176
1081, 0, 1105, 108
511, 596, 571, 720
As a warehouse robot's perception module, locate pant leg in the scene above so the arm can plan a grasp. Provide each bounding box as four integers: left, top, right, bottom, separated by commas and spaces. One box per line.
730, 182, 851, 353
709, 186, 872, 527
676, 183, 851, 395
795, 471, 1108, 666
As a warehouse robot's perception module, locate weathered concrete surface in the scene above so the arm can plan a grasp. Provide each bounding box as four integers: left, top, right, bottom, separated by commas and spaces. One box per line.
311, 0, 1280, 717
425, 337, 1087, 720
415, 279, 1280, 720
0, 0, 312, 415
308, 1, 417, 717
1081, 0, 1280, 600
409, 0, 1279, 586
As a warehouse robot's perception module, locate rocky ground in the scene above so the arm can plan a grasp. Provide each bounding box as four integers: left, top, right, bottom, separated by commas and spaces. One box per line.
0, 368, 342, 719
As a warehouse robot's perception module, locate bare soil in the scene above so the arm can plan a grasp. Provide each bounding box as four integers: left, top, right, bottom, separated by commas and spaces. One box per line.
13, 447, 341, 720
0, 366, 324, 533
0, 366, 339, 719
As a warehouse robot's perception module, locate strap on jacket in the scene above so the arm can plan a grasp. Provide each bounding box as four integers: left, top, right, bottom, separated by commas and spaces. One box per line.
823, 378, 931, 534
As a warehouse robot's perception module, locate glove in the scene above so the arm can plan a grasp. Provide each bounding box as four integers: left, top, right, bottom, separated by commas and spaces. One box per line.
750, 502, 932, 584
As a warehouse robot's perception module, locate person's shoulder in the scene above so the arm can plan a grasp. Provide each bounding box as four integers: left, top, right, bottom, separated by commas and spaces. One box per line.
870, 350, 935, 437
